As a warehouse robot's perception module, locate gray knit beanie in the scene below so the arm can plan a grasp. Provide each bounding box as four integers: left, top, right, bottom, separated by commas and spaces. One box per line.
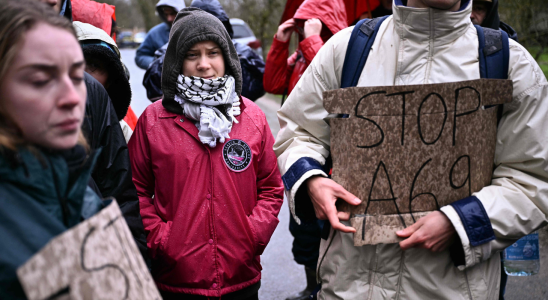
161, 7, 242, 114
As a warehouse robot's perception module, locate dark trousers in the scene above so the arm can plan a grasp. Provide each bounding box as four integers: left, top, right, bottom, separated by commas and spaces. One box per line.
500, 253, 508, 300
160, 282, 260, 300
289, 211, 325, 269
160, 291, 258, 300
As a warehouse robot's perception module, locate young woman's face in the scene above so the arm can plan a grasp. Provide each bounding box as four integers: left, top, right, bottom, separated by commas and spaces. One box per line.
0, 23, 86, 150
181, 40, 225, 79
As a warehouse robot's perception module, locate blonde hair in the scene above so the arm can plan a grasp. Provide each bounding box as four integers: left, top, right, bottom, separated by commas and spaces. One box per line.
0, 0, 88, 151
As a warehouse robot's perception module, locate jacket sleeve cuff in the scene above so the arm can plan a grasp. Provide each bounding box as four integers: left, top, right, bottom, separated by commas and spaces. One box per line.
450, 196, 496, 246
299, 35, 323, 63
282, 157, 327, 225
272, 35, 291, 49
441, 202, 494, 269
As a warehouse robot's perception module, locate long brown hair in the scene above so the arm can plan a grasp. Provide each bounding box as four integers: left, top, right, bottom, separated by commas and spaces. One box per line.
0, 0, 88, 151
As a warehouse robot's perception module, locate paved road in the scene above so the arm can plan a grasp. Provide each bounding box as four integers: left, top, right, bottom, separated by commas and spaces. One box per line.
120, 49, 548, 300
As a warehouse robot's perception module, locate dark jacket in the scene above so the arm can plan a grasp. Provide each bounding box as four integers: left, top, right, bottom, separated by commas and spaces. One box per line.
81, 44, 132, 120
82, 73, 149, 267
481, 0, 518, 41
142, 44, 168, 102
234, 41, 266, 101
135, 22, 171, 69
0, 146, 103, 299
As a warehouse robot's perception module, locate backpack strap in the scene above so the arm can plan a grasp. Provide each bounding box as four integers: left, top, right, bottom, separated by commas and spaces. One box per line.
341, 16, 389, 88
475, 25, 510, 80
475, 25, 510, 123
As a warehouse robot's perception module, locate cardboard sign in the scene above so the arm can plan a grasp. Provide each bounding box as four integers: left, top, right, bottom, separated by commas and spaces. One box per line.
323, 79, 513, 246
17, 201, 161, 300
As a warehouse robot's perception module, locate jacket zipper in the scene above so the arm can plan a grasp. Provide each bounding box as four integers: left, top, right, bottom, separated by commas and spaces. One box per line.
394, 250, 407, 300
366, 245, 379, 300
207, 149, 221, 291
59, 197, 70, 226
424, 8, 435, 83
49, 157, 70, 227
317, 227, 337, 285
463, 269, 474, 300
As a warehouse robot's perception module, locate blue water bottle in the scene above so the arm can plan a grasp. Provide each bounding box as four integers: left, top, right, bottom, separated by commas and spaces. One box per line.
503, 231, 540, 276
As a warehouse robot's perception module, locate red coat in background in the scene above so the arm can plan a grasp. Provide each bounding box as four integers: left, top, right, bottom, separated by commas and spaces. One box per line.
263, 0, 348, 95
279, 0, 380, 27
128, 98, 284, 296
123, 106, 138, 130
72, 0, 116, 38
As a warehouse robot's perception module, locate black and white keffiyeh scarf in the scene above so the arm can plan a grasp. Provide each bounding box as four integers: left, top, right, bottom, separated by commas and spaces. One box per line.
174, 74, 241, 147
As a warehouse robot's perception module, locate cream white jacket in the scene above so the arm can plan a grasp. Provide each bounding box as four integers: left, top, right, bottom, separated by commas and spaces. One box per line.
274, 0, 548, 299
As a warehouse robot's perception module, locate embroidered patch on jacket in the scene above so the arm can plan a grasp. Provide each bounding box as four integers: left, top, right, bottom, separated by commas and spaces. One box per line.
223, 139, 252, 172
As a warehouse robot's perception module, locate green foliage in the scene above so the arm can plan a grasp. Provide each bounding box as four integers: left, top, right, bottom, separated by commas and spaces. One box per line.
94, 0, 146, 30
526, 47, 548, 78
219, 0, 286, 58
499, 0, 548, 61
134, 0, 162, 31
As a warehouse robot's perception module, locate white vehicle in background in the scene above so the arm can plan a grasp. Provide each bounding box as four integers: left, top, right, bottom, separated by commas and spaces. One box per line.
133, 32, 146, 46
230, 18, 263, 59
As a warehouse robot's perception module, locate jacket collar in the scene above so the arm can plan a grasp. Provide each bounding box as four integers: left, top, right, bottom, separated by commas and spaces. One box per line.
0, 146, 99, 227
159, 97, 247, 144
158, 96, 247, 118
392, 0, 472, 46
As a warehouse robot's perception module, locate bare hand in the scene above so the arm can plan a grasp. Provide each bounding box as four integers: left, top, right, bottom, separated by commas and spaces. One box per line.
306, 176, 361, 233
276, 18, 295, 42
396, 211, 456, 252
304, 18, 322, 39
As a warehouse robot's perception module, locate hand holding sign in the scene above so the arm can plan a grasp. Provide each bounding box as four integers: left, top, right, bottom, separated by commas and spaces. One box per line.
396, 211, 456, 252
323, 79, 513, 246
306, 175, 361, 233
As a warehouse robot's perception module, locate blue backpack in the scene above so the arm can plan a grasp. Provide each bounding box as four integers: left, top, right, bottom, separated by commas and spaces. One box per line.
341, 16, 510, 88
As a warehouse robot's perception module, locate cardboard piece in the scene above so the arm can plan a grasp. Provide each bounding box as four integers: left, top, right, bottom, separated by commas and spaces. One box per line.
17, 201, 161, 300
323, 79, 513, 246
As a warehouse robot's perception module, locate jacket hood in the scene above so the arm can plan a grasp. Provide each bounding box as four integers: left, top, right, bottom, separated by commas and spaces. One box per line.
156, 0, 186, 24
161, 7, 242, 114
500, 21, 518, 41
73, 21, 120, 57
478, 0, 518, 41
74, 22, 132, 120
72, 0, 115, 35
190, 0, 233, 38
480, 0, 499, 30
293, 0, 348, 36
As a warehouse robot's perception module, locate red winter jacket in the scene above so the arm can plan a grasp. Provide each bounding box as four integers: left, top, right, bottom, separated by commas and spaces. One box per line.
263, 0, 348, 95
72, 0, 116, 38
128, 98, 284, 296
